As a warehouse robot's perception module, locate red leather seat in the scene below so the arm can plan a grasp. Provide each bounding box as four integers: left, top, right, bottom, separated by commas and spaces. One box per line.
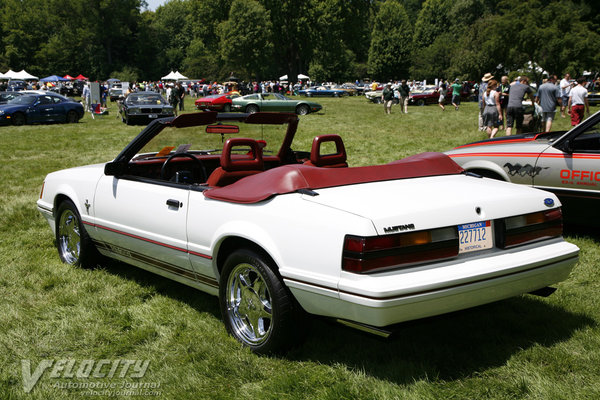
207, 138, 264, 187
304, 134, 348, 168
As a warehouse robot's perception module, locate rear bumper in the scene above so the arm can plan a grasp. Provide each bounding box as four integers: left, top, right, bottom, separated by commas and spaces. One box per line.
286, 240, 579, 327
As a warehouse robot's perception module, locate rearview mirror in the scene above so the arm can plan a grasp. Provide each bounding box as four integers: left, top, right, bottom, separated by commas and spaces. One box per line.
206, 124, 239, 134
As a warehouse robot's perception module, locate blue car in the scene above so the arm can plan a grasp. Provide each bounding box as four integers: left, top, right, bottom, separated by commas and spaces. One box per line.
298, 86, 348, 97
0, 92, 84, 126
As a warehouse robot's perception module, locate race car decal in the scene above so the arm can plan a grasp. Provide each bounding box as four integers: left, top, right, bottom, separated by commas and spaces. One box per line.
453, 136, 540, 149
504, 163, 548, 177
449, 152, 600, 160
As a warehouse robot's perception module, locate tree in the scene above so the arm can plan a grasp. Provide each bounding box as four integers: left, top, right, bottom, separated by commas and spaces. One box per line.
367, 0, 413, 81
217, 0, 274, 81
259, 0, 315, 82
412, 0, 452, 50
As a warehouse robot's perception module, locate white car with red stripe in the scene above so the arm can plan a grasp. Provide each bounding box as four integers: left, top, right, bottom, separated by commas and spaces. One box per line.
446, 110, 600, 224
37, 112, 579, 353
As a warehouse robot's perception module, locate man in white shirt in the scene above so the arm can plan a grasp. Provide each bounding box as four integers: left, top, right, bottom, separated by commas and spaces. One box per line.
568, 76, 589, 126
559, 73, 571, 118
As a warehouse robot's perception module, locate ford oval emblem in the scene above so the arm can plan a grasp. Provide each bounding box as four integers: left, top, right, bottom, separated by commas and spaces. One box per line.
544, 198, 554, 207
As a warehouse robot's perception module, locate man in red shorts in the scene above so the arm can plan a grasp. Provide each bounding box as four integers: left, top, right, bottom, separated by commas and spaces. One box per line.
568, 76, 589, 126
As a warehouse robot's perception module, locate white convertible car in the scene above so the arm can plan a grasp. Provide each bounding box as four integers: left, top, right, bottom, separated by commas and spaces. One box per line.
37, 112, 579, 353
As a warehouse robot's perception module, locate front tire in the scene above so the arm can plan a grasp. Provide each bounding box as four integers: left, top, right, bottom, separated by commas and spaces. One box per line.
12, 112, 26, 126
219, 248, 304, 354
296, 104, 310, 115
246, 105, 259, 114
55, 200, 98, 268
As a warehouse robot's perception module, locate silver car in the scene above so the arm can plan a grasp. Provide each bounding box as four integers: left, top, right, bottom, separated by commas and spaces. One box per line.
446, 110, 600, 224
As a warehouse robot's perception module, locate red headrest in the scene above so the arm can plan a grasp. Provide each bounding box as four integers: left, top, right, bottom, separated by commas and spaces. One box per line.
309, 134, 347, 167
220, 138, 264, 172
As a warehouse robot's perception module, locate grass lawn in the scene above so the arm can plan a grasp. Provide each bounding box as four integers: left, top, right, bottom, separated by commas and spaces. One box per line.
1, 96, 600, 399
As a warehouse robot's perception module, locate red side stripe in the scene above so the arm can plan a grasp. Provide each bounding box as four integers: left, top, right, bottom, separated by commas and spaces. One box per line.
83, 221, 212, 259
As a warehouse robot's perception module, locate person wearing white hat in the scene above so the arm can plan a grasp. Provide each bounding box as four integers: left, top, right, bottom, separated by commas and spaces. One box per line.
478, 73, 494, 130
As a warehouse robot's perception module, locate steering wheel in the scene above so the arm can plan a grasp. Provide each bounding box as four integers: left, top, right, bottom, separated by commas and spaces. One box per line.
160, 152, 207, 183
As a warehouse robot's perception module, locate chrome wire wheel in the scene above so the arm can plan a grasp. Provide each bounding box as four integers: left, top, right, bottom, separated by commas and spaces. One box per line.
225, 262, 273, 346
58, 209, 81, 265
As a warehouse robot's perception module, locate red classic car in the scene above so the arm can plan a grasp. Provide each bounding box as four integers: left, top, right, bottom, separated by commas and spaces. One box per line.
195, 93, 240, 112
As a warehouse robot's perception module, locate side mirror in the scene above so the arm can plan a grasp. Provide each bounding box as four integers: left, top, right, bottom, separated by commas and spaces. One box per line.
561, 139, 574, 153
104, 161, 127, 176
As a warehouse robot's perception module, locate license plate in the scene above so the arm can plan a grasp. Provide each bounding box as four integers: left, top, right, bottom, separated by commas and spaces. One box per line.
458, 221, 493, 253
148, 114, 157, 119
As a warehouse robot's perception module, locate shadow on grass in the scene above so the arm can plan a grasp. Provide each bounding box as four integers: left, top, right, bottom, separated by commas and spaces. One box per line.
97, 257, 221, 318
289, 296, 594, 384
94, 257, 593, 385
564, 222, 600, 242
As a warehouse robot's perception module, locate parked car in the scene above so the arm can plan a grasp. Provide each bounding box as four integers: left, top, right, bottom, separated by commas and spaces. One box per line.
0, 93, 83, 125
409, 87, 441, 106
119, 91, 174, 125
334, 84, 358, 96
38, 111, 579, 353
0, 91, 23, 104
195, 93, 240, 112
587, 81, 600, 106
7, 79, 27, 91
109, 81, 124, 102
298, 86, 348, 97
445, 110, 600, 224
231, 93, 322, 115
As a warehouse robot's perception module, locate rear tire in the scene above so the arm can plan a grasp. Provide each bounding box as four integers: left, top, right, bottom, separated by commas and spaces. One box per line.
223, 104, 231, 112
55, 200, 98, 268
219, 248, 305, 354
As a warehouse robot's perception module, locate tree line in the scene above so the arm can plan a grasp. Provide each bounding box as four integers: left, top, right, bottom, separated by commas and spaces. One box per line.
0, 0, 598, 83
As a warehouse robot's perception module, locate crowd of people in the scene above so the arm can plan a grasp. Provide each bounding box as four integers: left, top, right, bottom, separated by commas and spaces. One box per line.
4, 71, 595, 136
476, 72, 593, 138
379, 72, 595, 138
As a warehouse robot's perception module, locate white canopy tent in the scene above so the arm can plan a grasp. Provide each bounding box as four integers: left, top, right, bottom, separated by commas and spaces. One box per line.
161, 70, 188, 80
14, 70, 38, 80
172, 71, 188, 80
3, 69, 18, 79
0, 71, 6, 79
279, 73, 310, 81
161, 71, 177, 80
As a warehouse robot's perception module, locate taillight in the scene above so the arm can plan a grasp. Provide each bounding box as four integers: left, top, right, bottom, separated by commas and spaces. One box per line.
500, 208, 562, 248
342, 227, 458, 274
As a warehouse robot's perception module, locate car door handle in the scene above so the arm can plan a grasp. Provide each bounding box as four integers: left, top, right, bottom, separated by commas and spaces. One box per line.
166, 199, 182, 208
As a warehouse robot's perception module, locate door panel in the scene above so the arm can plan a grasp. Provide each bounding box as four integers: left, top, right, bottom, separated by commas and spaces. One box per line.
93, 176, 196, 279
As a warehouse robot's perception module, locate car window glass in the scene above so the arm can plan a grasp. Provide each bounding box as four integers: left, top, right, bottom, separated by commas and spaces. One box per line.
51, 96, 62, 104
39, 96, 53, 105
134, 122, 288, 162
571, 121, 600, 153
